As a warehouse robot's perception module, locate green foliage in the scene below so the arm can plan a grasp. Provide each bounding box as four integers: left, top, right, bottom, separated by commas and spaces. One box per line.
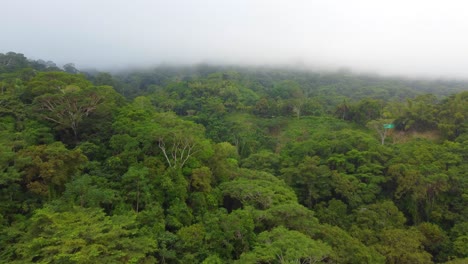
258, 202, 320, 234
374, 228, 432, 264
22, 72, 92, 102
387, 139, 461, 224
395, 94, 439, 131
0, 52, 29, 73
241, 149, 280, 174
417, 222, 449, 262
1, 55, 467, 263
281, 155, 333, 207
353, 201, 406, 231
15, 142, 87, 198
11, 206, 157, 263
313, 224, 386, 264
200, 208, 256, 261
237, 226, 332, 264
315, 199, 350, 228
348, 98, 384, 125
176, 223, 207, 262
63, 174, 116, 208
438, 91, 468, 139
191, 166, 213, 192
220, 169, 297, 210
450, 222, 468, 258
121, 165, 153, 213
209, 142, 239, 184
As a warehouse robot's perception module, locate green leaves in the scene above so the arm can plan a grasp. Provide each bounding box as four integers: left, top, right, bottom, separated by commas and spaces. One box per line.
353, 201, 406, 232
374, 228, 432, 264
220, 170, 297, 210
238, 226, 332, 264
63, 174, 116, 208
15, 142, 87, 198
13, 206, 157, 264
33, 85, 116, 141
2, 57, 468, 264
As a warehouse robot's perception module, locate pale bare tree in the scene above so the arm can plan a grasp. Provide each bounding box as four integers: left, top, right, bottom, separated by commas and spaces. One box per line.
367, 119, 394, 145
158, 134, 200, 168
35, 86, 104, 138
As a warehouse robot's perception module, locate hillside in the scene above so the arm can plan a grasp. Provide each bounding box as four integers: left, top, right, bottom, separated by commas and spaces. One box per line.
1, 52, 467, 263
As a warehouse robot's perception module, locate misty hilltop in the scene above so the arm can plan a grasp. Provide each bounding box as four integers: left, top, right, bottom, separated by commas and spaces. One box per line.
2, 51, 467, 101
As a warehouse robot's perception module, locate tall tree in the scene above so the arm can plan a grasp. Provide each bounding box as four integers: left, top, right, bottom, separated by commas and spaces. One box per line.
237, 226, 332, 264
15, 142, 87, 199
11, 206, 157, 263
34, 85, 118, 141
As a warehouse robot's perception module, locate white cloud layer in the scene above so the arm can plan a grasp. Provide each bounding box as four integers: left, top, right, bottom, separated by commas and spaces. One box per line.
2, 0, 468, 78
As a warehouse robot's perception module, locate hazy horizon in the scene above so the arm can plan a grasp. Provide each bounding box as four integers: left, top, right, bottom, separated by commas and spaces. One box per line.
3, 0, 468, 79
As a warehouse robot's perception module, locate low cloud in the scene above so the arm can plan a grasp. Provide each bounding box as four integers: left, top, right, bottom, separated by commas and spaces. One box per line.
2, 0, 468, 78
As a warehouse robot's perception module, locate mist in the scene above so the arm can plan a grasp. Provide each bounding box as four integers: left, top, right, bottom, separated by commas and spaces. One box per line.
2, 0, 468, 79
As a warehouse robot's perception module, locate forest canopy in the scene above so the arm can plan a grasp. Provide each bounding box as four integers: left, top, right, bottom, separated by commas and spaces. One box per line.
0, 52, 467, 263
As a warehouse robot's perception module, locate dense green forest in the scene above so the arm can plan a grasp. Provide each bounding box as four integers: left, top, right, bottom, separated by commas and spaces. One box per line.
0, 51, 467, 263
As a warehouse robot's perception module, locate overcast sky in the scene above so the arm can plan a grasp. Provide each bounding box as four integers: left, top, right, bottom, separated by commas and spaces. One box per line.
2, 0, 468, 78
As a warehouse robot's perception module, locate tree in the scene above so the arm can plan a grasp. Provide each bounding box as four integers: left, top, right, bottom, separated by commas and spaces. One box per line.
23, 72, 92, 102
155, 112, 212, 169
176, 223, 207, 262
349, 201, 407, 246
15, 142, 87, 199
348, 98, 384, 125
190, 166, 213, 192
367, 119, 394, 145
209, 142, 239, 184
241, 149, 280, 175
220, 170, 297, 210
200, 208, 256, 261
315, 199, 350, 228
417, 222, 449, 262
374, 228, 432, 264
313, 224, 386, 264
121, 165, 152, 213
237, 226, 332, 264
63, 63, 79, 74
280, 155, 333, 207
112, 104, 212, 169
0, 140, 23, 217
450, 222, 468, 259
395, 94, 438, 132
63, 174, 115, 208
0, 52, 29, 72
260, 203, 319, 233
34, 85, 111, 140
158, 134, 202, 169
438, 91, 468, 139
12, 206, 157, 263
388, 140, 453, 224
335, 99, 350, 120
